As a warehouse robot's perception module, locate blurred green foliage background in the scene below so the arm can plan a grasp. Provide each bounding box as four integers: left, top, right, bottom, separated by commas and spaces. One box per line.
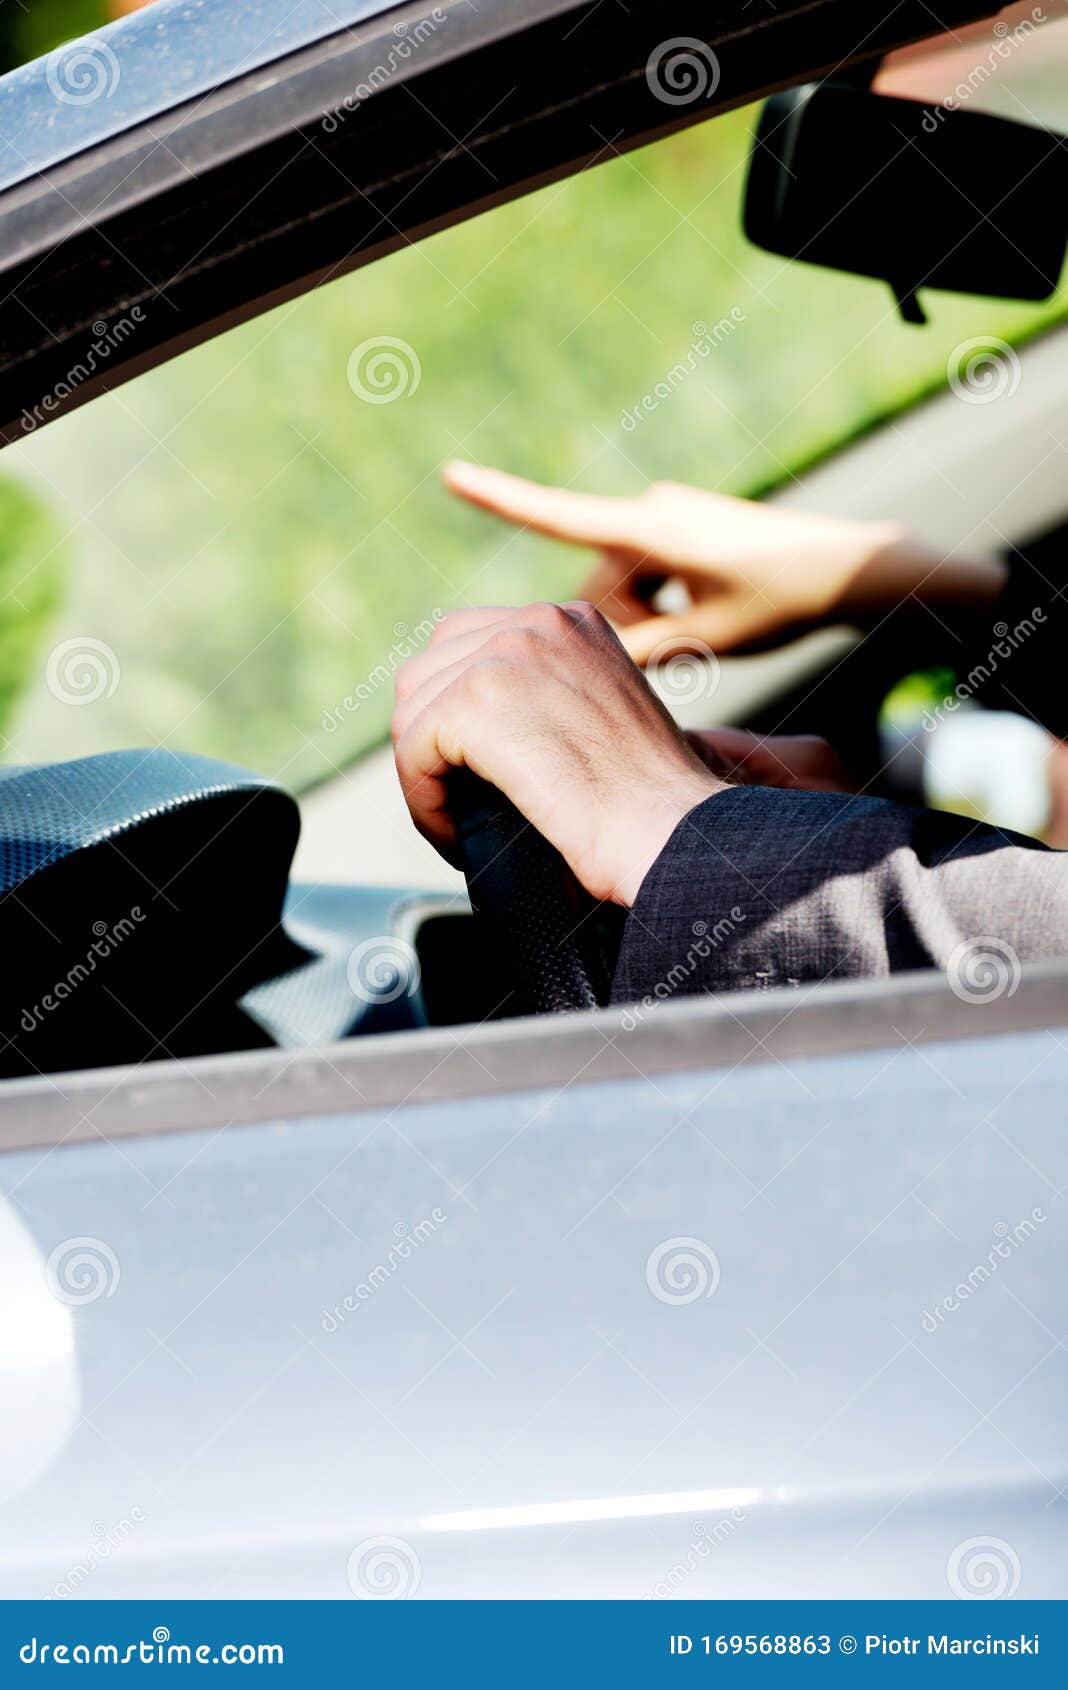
0, 0, 107, 754
1, 5, 1065, 788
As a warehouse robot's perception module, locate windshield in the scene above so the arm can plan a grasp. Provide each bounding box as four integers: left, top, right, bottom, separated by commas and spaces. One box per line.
1, 15, 1066, 792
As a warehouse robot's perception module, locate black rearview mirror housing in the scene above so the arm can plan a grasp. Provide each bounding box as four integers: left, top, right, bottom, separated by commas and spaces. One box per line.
743, 82, 1066, 323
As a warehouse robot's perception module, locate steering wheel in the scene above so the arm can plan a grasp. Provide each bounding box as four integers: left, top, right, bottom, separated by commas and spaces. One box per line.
450, 770, 611, 1016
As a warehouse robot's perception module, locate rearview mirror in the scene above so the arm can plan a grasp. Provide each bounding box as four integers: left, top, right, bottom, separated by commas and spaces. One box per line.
743, 83, 1066, 322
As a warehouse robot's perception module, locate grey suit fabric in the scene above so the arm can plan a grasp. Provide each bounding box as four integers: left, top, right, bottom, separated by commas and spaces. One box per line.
611, 786, 1068, 1003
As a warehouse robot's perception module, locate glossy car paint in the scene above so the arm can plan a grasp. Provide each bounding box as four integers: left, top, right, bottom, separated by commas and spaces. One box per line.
1, 1026, 1063, 1598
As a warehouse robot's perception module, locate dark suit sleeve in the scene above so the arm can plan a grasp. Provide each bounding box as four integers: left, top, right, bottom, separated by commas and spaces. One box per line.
611, 786, 1068, 1004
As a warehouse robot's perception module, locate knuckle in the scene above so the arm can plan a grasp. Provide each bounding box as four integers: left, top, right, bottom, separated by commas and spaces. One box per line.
524, 599, 573, 636
393, 657, 421, 701
429, 610, 463, 644
564, 598, 606, 631
429, 606, 500, 647
463, 655, 511, 704
486, 625, 539, 664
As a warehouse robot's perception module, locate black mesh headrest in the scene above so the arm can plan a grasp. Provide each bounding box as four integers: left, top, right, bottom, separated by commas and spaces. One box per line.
0, 750, 299, 1076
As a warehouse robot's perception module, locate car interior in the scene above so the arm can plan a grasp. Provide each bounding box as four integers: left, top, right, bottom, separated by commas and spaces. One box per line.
3, 1, 1068, 1611
0, 0, 1066, 1088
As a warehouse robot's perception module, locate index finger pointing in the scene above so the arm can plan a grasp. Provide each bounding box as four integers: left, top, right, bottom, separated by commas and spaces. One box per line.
443, 460, 636, 549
